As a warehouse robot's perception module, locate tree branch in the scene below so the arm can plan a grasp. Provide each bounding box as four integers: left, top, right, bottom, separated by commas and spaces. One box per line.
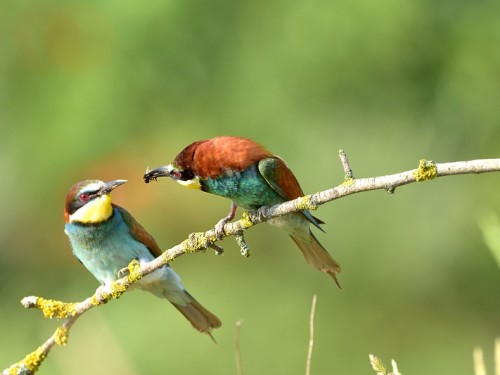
3, 155, 500, 374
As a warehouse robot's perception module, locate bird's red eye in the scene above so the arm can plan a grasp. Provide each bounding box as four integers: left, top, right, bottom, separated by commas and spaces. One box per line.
79, 193, 89, 201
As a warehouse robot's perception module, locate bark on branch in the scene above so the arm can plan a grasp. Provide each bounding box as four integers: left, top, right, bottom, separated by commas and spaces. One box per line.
3, 154, 500, 374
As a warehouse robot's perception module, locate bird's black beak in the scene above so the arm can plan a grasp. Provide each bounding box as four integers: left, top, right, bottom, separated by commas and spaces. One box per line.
101, 179, 127, 195
144, 166, 171, 183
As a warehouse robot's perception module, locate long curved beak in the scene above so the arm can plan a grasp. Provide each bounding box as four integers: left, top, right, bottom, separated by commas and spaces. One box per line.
144, 166, 170, 183
101, 179, 127, 194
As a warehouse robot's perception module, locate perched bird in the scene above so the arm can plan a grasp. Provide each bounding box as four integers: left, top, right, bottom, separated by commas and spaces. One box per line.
143, 136, 341, 287
64, 179, 221, 336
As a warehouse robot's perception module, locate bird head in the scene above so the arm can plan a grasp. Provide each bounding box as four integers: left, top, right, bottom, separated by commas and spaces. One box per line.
144, 137, 271, 190
64, 179, 127, 224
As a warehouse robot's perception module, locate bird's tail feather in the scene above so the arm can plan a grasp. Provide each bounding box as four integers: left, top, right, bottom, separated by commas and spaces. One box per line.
290, 232, 342, 288
167, 290, 222, 338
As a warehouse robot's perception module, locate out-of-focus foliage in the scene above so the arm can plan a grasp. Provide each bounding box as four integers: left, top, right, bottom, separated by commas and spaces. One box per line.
1, 0, 499, 374
479, 212, 500, 269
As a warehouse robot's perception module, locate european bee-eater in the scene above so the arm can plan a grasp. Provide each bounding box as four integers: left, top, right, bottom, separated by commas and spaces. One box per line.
143, 136, 341, 287
64, 179, 221, 335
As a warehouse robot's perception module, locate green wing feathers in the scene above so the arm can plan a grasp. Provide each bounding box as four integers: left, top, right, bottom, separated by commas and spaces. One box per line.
258, 157, 324, 231
258, 157, 304, 200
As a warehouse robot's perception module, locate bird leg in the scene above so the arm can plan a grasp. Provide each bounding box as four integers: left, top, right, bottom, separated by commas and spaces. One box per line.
214, 202, 238, 239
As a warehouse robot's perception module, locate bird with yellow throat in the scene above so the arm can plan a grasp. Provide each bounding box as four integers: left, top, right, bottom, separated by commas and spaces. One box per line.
64, 179, 221, 336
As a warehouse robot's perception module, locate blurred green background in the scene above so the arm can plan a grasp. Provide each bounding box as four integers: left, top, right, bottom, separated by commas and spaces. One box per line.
1, 0, 499, 374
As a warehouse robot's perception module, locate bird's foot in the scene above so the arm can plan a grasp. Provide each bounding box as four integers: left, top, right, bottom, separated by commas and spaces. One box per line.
214, 202, 238, 239
255, 206, 269, 221
214, 216, 231, 239
117, 266, 130, 278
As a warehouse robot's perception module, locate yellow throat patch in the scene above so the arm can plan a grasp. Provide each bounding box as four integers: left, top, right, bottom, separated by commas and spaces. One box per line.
69, 195, 114, 224
177, 176, 202, 190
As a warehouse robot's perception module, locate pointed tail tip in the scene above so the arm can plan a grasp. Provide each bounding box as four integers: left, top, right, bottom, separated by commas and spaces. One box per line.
201, 316, 222, 343
207, 330, 218, 344
323, 265, 342, 289
170, 292, 222, 339
330, 272, 342, 289
317, 264, 343, 289
191, 318, 220, 343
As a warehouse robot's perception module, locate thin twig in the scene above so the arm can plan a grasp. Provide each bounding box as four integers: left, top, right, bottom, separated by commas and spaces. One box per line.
339, 149, 354, 180
3, 156, 500, 374
209, 242, 225, 255
235, 232, 250, 257
306, 295, 317, 375
474, 346, 487, 375
235, 320, 244, 375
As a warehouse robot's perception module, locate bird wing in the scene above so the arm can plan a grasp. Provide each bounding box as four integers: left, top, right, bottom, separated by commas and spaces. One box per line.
258, 157, 303, 199
114, 205, 164, 258
257, 157, 324, 231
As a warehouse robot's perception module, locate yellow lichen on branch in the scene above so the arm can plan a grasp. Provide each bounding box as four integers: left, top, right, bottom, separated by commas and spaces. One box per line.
341, 177, 355, 187
104, 280, 128, 300
413, 159, 437, 181
296, 195, 319, 211
33, 298, 78, 319
126, 259, 143, 283
54, 326, 69, 346
239, 211, 255, 228
7, 347, 46, 375
182, 232, 211, 253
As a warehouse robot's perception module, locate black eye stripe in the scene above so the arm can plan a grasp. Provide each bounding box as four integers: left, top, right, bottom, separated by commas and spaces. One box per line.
69, 189, 100, 214
180, 169, 195, 181
69, 200, 85, 215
